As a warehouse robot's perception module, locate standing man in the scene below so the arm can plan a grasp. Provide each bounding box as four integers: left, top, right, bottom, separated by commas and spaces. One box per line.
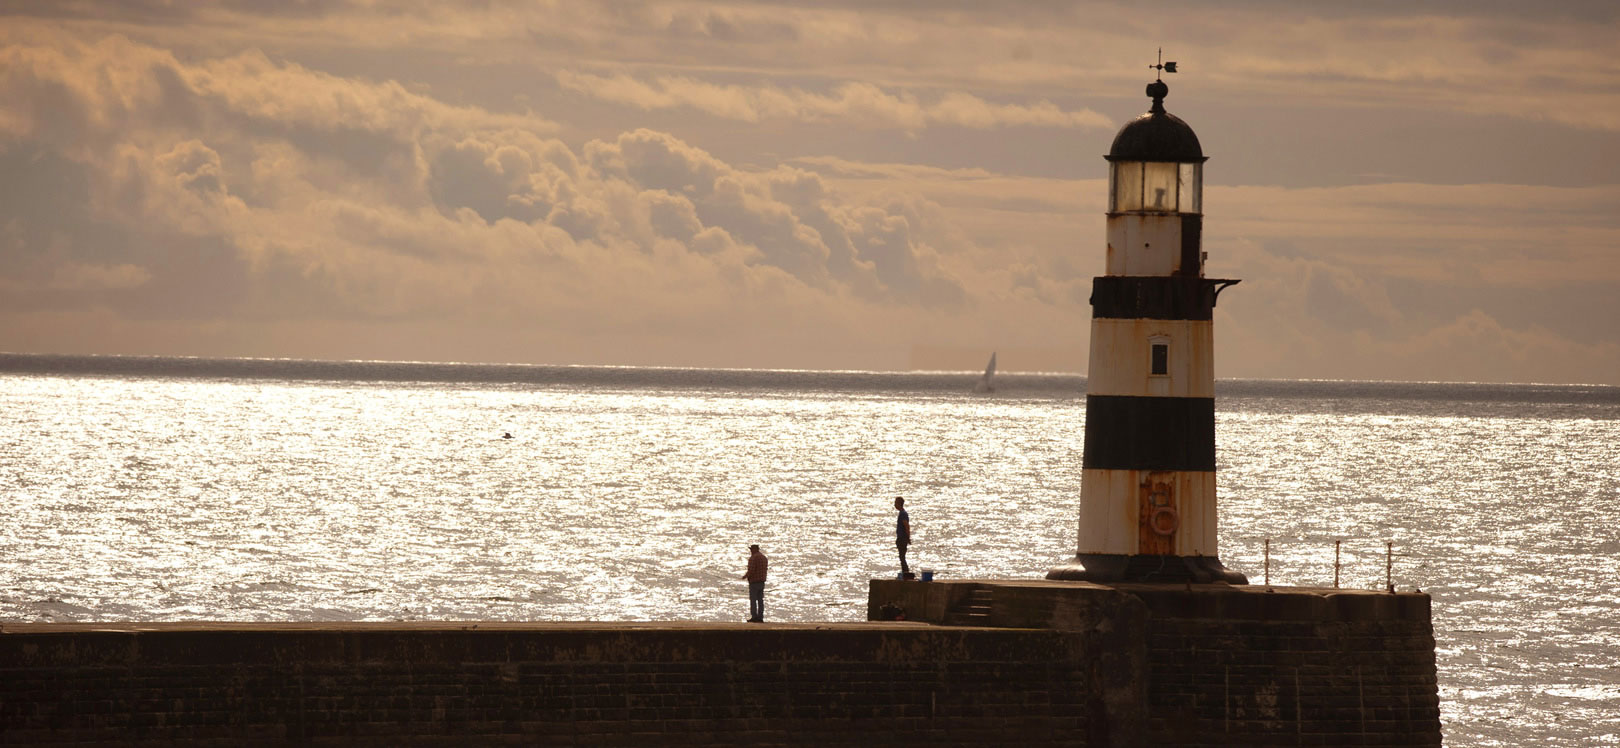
742, 544, 768, 622
895, 496, 911, 578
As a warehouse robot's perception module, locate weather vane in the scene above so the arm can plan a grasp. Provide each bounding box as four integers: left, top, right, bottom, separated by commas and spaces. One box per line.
1149, 48, 1178, 80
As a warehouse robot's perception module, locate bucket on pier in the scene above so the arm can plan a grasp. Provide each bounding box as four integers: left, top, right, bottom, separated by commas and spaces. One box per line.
920, 569, 934, 582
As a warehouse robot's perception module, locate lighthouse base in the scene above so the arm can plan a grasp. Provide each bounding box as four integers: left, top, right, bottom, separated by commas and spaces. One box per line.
1047, 553, 1248, 584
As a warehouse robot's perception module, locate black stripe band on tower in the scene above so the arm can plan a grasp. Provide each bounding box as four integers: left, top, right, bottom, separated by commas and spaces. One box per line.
1090, 276, 1238, 321
1083, 394, 1216, 471
1179, 213, 1203, 276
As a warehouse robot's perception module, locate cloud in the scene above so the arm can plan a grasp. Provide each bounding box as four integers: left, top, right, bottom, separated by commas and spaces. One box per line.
564, 128, 973, 302
1382, 309, 1620, 385
1224, 304, 1620, 386
427, 132, 580, 224
10, 2, 1616, 135
788, 156, 999, 182
1302, 263, 1402, 331
1210, 182, 1620, 285
0, 30, 980, 367
1212, 229, 1620, 385
0, 31, 555, 151
2, 13, 1618, 383
556, 71, 1111, 131
47, 262, 152, 291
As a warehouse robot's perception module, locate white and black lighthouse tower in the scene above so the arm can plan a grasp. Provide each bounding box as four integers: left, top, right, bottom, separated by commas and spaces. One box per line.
1050, 63, 1246, 584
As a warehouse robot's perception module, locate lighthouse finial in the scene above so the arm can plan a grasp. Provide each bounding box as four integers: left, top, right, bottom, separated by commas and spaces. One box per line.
1148, 48, 1178, 81
1146, 48, 1176, 113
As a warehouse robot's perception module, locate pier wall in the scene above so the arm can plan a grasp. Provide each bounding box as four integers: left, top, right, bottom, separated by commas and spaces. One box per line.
868, 580, 1442, 747
0, 622, 1099, 746
2, 582, 1441, 746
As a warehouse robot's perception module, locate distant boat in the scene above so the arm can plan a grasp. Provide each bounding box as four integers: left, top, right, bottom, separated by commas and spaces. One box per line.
974, 352, 996, 393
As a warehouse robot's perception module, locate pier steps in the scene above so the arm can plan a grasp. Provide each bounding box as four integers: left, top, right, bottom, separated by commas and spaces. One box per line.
944, 586, 995, 625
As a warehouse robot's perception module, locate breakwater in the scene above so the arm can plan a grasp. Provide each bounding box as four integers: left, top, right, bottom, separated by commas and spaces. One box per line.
2, 580, 1440, 746
869, 580, 1442, 746
2, 621, 1097, 746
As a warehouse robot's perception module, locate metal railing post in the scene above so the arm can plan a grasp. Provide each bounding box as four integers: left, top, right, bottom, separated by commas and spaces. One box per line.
1386, 541, 1394, 593
1264, 538, 1271, 588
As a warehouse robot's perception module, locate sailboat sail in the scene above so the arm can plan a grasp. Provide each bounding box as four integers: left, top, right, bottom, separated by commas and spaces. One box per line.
975, 352, 997, 393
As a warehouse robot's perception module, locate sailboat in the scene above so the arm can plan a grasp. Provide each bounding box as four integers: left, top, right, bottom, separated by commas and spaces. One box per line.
974, 352, 996, 393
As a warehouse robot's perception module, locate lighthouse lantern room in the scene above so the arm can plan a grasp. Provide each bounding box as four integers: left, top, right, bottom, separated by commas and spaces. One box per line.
1049, 62, 1246, 584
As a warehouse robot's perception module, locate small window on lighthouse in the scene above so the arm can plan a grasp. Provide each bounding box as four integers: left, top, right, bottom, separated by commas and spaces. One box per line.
1150, 342, 1169, 376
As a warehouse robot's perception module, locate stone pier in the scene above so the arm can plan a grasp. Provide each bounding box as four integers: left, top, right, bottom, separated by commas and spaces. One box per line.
0, 581, 1440, 746
2, 621, 1093, 746
868, 579, 1442, 746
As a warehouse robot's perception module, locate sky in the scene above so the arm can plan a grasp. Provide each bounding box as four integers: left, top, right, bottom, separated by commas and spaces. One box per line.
2, 1, 1618, 384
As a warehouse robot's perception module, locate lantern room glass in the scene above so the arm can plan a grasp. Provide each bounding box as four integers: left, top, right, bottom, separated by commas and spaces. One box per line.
1179, 162, 1201, 214
1143, 162, 1177, 211
1109, 161, 1202, 214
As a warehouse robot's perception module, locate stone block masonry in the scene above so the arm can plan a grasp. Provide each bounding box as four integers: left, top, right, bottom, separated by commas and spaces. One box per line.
2, 581, 1441, 746
0, 621, 1096, 746
1124, 584, 1440, 746
868, 580, 1442, 747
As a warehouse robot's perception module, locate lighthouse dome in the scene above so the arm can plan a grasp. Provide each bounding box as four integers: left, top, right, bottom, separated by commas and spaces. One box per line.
1107, 81, 1205, 163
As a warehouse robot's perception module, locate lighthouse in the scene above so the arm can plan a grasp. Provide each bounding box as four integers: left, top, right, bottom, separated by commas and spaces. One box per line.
1049, 68, 1246, 584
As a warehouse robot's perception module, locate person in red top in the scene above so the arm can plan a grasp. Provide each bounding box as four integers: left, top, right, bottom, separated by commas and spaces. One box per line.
742, 544, 768, 622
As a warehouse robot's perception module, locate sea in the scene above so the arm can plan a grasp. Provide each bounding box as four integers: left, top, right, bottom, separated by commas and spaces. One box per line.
1, 353, 1616, 746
